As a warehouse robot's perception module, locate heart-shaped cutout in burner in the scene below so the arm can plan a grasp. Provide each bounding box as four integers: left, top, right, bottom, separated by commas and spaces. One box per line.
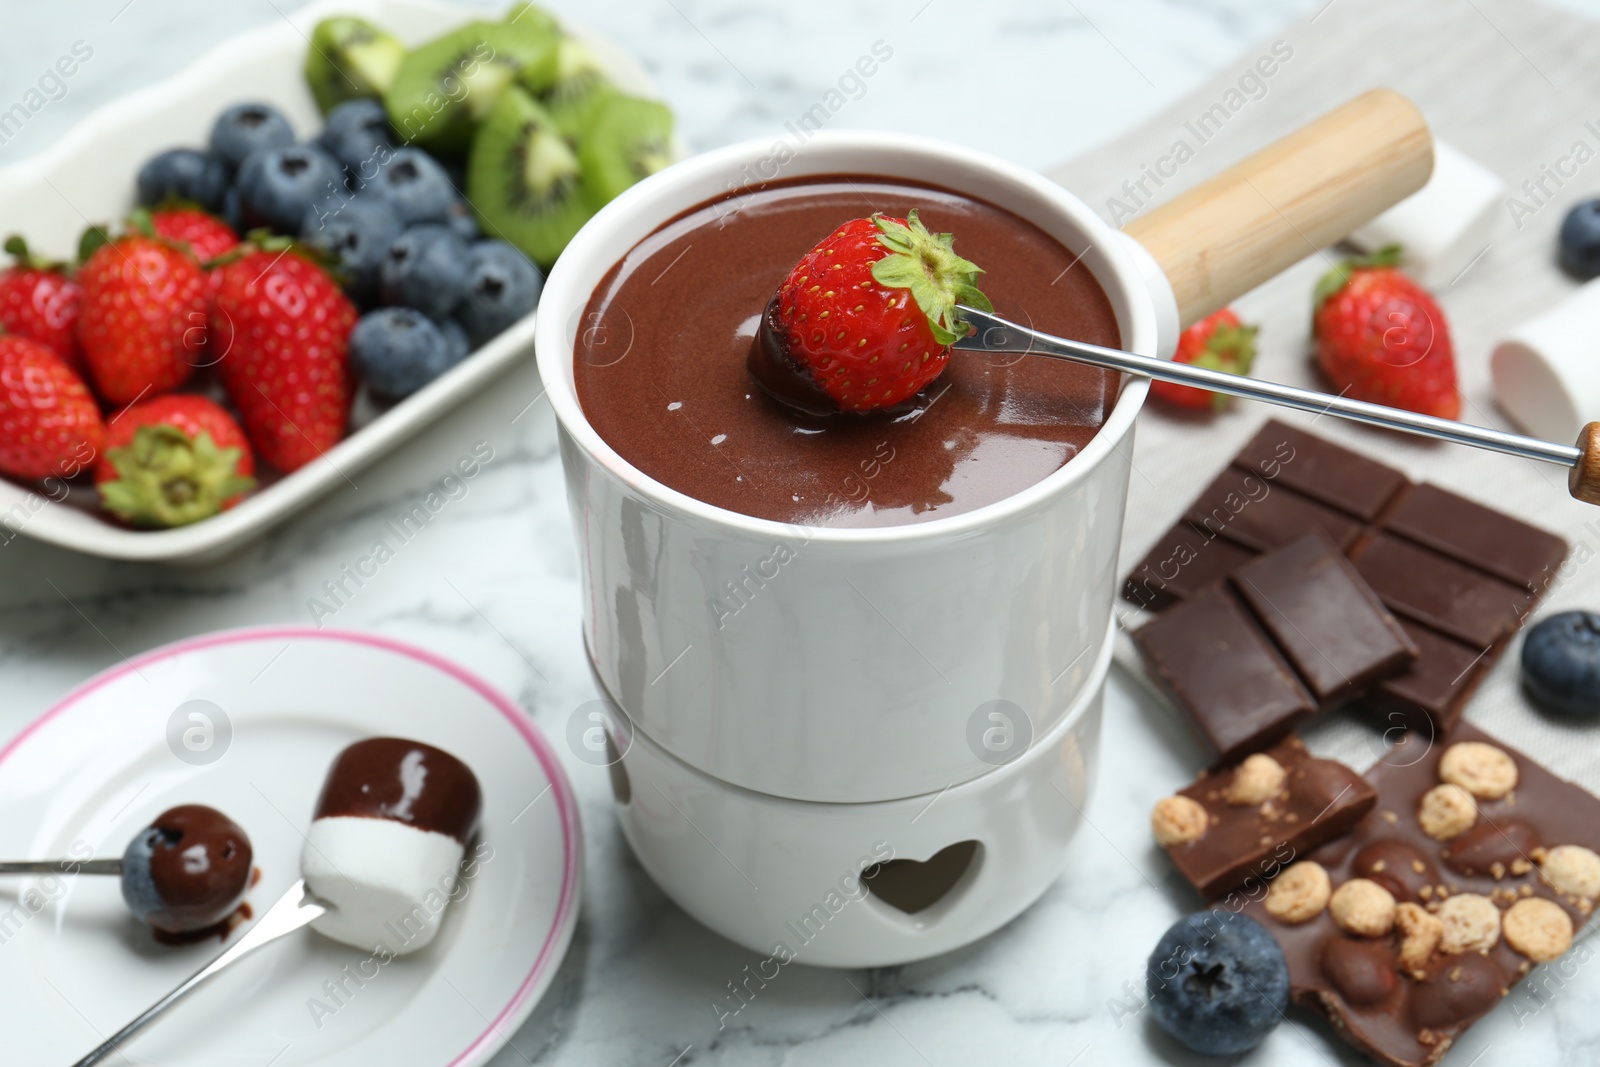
863, 840, 981, 915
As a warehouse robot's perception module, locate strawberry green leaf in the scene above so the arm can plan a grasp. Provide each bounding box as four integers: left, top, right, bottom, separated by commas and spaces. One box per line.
0, 234, 66, 272
126, 207, 157, 238
77, 225, 111, 264
954, 283, 993, 313
868, 208, 992, 348
1312, 243, 1406, 316
1184, 320, 1258, 410
98, 425, 254, 528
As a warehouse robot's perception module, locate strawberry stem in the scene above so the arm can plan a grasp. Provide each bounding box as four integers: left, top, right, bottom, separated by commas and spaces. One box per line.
868, 210, 992, 346
98, 426, 254, 528
3, 235, 68, 273
1312, 243, 1405, 315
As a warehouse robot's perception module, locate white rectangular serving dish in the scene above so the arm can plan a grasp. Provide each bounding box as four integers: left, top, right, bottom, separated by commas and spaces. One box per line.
0, 0, 663, 563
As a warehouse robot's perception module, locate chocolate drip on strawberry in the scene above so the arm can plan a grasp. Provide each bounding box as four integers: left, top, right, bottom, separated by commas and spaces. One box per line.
748, 295, 846, 417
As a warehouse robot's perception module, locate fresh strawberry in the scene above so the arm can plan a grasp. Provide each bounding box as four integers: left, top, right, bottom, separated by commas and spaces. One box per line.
0, 334, 104, 481
96, 394, 255, 527
209, 247, 356, 471
767, 210, 991, 413
1151, 308, 1258, 411
76, 229, 208, 405
0, 236, 83, 373
1312, 246, 1459, 420
149, 207, 238, 264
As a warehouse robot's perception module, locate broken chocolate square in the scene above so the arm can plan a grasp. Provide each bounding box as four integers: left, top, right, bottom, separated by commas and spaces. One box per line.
1134, 533, 1417, 761
1232, 532, 1418, 707
1133, 584, 1315, 762
1244, 723, 1600, 1067
1154, 735, 1377, 899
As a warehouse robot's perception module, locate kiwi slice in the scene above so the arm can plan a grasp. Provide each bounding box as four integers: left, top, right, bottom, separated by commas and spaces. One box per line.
468, 86, 597, 267
521, 37, 615, 142
503, 2, 561, 37
385, 21, 558, 156
305, 17, 407, 114
579, 95, 675, 204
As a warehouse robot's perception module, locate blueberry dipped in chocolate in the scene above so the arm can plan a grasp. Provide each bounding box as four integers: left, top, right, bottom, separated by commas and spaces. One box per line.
1146, 909, 1289, 1055
121, 805, 254, 941
749, 210, 991, 417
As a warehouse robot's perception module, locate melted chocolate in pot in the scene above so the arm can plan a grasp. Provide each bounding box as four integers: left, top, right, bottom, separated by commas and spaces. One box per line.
574, 176, 1121, 528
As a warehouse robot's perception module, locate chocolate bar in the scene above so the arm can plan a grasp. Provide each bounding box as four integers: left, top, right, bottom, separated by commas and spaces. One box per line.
1232, 421, 1408, 520
1135, 584, 1315, 760
1351, 534, 1531, 649
1124, 420, 1567, 737
1122, 523, 1255, 610
1152, 735, 1376, 899
1243, 723, 1600, 1067
1184, 465, 1364, 552
1381, 483, 1567, 590
1232, 533, 1417, 706
1134, 532, 1416, 761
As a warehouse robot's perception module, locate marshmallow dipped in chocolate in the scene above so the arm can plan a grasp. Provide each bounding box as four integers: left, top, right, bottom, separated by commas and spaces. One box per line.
302, 737, 482, 955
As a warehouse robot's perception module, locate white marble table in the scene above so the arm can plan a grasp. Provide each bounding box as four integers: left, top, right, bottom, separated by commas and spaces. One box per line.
6, 1, 1600, 1064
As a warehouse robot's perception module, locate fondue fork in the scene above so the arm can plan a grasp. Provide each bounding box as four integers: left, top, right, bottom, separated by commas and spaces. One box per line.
953, 306, 1600, 506
0, 859, 122, 875
69, 880, 328, 1067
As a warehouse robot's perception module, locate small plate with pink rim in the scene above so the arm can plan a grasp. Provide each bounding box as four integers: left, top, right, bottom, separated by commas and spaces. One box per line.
0, 626, 581, 1066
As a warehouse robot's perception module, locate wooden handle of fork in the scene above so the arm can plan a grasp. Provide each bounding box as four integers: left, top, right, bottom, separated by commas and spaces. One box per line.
1124, 88, 1435, 329
1570, 422, 1600, 505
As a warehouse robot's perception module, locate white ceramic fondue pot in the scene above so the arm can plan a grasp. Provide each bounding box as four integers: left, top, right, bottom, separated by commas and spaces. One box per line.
593, 631, 1111, 967
537, 89, 1432, 807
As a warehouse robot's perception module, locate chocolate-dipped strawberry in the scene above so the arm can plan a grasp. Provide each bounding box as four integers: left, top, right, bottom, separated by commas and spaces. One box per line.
301, 737, 482, 955
749, 210, 991, 416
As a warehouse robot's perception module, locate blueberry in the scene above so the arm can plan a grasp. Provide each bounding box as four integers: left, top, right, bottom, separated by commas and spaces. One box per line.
444, 199, 481, 242
209, 102, 295, 170
1522, 611, 1600, 718
299, 197, 402, 307
318, 98, 395, 187
136, 148, 230, 212
438, 316, 471, 362
1560, 200, 1600, 279
222, 186, 244, 233
456, 239, 542, 345
1146, 910, 1288, 1056
119, 826, 169, 926
237, 144, 346, 235
379, 224, 469, 320
351, 307, 468, 399
362, 147, 457, 226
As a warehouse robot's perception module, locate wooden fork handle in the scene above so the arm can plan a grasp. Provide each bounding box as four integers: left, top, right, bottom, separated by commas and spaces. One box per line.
1124, 89, 1434, 329
1571, 422, 1600, 505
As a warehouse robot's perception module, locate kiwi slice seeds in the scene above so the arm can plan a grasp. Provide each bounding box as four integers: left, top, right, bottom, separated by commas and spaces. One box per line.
305, 17, 408, 114
385, 21, 559, 155
467, 86, 597, 267
579, 94, 675, 204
